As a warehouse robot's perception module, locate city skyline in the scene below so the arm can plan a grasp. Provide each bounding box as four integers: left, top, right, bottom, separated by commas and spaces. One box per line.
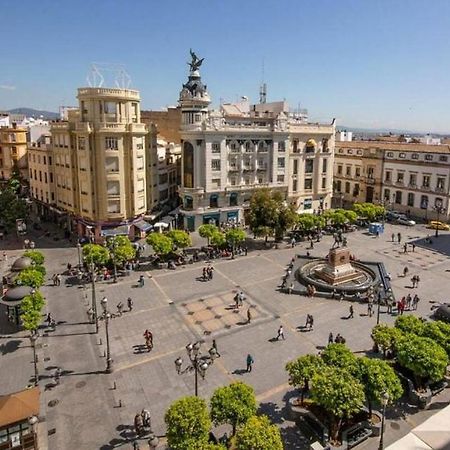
1, 0, 450, 133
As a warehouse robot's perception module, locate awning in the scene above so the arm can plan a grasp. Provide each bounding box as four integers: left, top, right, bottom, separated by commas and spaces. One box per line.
100, 225, 129, 237
133, 219, 152, 232
0, 387, 40, 428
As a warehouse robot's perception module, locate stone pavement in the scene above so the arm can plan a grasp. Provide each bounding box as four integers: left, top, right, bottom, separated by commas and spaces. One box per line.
1, 222, 450, 449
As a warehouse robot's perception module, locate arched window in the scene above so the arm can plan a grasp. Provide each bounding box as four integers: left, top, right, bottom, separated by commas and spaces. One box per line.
420, 195, 428, 209
229, 192, 238, 207
183, 142, 194, 188
305, 139, 316, 153
210, 194, 219, 208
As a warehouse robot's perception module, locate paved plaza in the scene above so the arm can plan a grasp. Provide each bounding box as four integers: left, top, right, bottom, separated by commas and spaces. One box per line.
1, 222, 450, 449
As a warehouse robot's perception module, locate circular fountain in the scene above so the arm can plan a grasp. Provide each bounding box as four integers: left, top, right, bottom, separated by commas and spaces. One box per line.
297, 248, 377, 294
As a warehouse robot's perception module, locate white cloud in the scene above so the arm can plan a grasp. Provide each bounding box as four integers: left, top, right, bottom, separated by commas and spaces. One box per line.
0, 85, 16, 90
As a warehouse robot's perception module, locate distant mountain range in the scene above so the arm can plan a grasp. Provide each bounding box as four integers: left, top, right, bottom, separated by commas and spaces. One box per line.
337, 125, 449, 137
5, 108, 59, 120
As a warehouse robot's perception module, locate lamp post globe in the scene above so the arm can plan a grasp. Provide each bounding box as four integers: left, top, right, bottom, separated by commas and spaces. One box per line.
148, 434, 159, 449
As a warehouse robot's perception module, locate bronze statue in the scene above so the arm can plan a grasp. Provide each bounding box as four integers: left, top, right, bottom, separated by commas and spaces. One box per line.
188, 49, 204, 71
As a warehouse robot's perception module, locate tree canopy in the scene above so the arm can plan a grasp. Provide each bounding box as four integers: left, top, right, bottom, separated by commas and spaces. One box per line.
165, 396, 211, 450
394, 315, 425, 335
0, 187, 28, 231
15, 268, 45, 288
20, 291, 45, 332
234, 415, 283, 450
146, 233, 174, 255
210, 382, 257, 435
168, 230, 192, 249
198, 224, 218, 246
82, 244, 109, 266
320, 343, 358, 374
210, 231, 226, 247
23, 250, 45, 266
371, 324, 403, 357
295, 214, 325, 233
107, 236, 136, 265
225, 229, 246, 248
352, 203, 385, 221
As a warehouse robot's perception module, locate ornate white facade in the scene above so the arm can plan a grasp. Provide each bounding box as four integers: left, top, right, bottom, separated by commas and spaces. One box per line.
178, 57, 335, 230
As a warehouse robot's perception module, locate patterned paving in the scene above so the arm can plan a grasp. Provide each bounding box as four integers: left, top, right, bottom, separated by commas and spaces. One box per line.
377, 244, 448, 269
179, 290, 272, 337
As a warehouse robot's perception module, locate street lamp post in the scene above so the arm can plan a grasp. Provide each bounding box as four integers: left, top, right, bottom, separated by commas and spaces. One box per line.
29, 332, 39, 386
90, 262, 99, 333
376, 282, 384, 325
100, 297, 113, 373
76, 242, 82, 268
174, 341, 217, 396
433, 199, 444, 238
107, 238, 118, 283
379, 392, 390, 450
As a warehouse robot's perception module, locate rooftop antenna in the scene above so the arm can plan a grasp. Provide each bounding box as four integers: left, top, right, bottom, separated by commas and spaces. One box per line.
86, 63, 131, 89
259, 58, 267, 104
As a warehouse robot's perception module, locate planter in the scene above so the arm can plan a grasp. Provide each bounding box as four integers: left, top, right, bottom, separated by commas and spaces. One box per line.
367, 411, 382, 437
397, 372, 432, 409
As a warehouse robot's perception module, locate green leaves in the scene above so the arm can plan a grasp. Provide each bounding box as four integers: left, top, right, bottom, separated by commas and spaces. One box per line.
210, 231, 226, 247
20, 291, 45, 332
82, 244, 110, 266
23, 250, 45, 266
107, 236, 136, 266
146, 233, 174, 255
371, 324, 402, 356
286, 354, 324, 392
225, 229, 246, 247
210, 382, 257, 435
395, 315, 425, 335
14, 268, 45, 288
321, 343, 358, 374
198, 224, 219, 245
352, 203, 385, 221
167, 230, 192, 249
0, 187, 28, 230
165, 396, 211, 450
234, 415, 283, 450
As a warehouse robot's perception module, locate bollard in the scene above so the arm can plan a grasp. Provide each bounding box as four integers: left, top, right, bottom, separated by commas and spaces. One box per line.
113, 381, 116, 390
98, 338, 102, 345
118, 399, 122, 407
103, 350, 106, 357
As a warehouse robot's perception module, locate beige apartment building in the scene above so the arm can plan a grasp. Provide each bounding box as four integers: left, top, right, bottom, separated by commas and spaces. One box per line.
334, 139, 450, 220
0, 123, 28, 181
28, 87, 149, 241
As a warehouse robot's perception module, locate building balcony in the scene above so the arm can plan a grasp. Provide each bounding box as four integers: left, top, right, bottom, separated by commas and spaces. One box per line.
395, 181, 404, 186
421, 185, 431, 191
408, 183, 417, 188
75, 122, 92, 133
435, 187, 446, 193
77, 87, 140, 100
51, 122, 69, 131
128, 123, 147, 133
96, 123, 127, 133
107, 212, 125, 220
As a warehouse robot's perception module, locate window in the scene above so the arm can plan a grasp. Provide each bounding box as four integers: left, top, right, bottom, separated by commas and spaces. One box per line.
258, 141, 268, 152
184, 196, 193, 210
367, 167, 374, 179
386, 152, 394, 157
107, 200, 120, 213
230, 141, 239, 152
422, 175, 430, 188
337, 165, 343, 175
355, 167, 361, 177
322, 177, 327, 189
420, 195, 428, 209
336, 180, 342, 192
439, 155, 448, 162
210, 194, 219, 208
105, 137, 118, 150
104, 101, 116, 114
211, 178, 221, 188
395, 191, 402, 204
407, 193, 415, 207
348, 149, 353, 155
137, 179, 145, 193
293, 159, 298, 175
305, 159, 314, 174
50, 173, 53, 183
346, 166, 351, 176
43, 156, 46, 164
425, 154, 433, 161
322, 159, 328, 173
399, 153, 406, 159
384, 189, 390, 200
211, 160, 221, 171
292, 140, 298, 153
159, 173, 168, 184
277, 157, 285, 168
396, 172, 404, 183
278, 141, 286, 152
212, 142, 220, 153
44, 173, 47, 183
321, 138, 328, 152
304, 199, 313, 210
409, 173, 417, 186
229, 192, 238, 206
277, 175, 285, 183
292, 179, 298, 192
385, 171, 392, 182
305, 179, 313, 190
437, 177, 445, 190
412, 153, 419, 160
353, 183, 360, 196
49, 156, 52, 165
345, 182, 350, 193
51, 192, 55, 201
229, 177, 237, 186
435, 197, 443, 208
39, 171, 42, 182
78, 137, 86, 150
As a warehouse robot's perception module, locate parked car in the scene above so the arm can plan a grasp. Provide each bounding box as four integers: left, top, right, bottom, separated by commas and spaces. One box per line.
395, 215, 416, 226
386, 211, 401, 222
427, 221, 450, 231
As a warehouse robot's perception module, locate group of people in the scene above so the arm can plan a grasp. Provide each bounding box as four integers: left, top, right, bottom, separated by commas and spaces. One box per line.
134, 408, 152, 436
305, 314, 314, 330
233, 291, 245, 308
116, 297, 133, 316
202, 266, 215, 281
329, 332, 346, 345
51, 273, 62, 286
397, 294, 420, 314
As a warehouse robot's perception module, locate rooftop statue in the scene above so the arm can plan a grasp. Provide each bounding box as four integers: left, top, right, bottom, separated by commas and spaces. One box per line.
188, 49, 204, 72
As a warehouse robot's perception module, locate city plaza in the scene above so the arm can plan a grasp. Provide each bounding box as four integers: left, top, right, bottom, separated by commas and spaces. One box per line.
1, 220, 450, 449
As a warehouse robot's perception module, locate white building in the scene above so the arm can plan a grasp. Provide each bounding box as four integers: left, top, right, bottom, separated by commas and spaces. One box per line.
178, 54, 335, 230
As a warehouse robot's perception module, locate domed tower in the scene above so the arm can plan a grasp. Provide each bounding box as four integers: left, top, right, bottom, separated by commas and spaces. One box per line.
179, 49, 211, 129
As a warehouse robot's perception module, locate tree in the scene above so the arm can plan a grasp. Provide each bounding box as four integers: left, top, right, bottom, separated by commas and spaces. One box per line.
15, 268, 45, 288
321, 343, 358, 374
295, 214, 318, 234
23, 250, 45, 266
286, 354, 325, 404
248, 189, 295, 241
311, 367, 365, 442
371, 324, 403, 357
356, 357, 403, 416
210, 382, 257, 435
353, 203, 385, 221
165, 396, 211, 450
342, 210, 357, 223
422, 321, 450, 357
225, 228, 246, 253
147, 233, 174, 256
0, 187, 28, 231
168, 230, 192, 249
210, 231, 226, 247
394, 315, 425, 335
234, 415, 283, 450
326, 209, 348, 227
82, 244, 109, 266
396, 335, 449, 388
198, 224, 218, 246
20, 291, 45, 332
107, 236, 136, 266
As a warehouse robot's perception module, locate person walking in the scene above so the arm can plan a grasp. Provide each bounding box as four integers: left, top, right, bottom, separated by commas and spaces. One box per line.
141, 408, 151, 429
403, 266, 409, 277
138, 274, 145, 287
134, 413, 144, 436
328, 332, 333, 345
234, 293, 240, 309
413, 294, 420, 310
349, 305, 354, 319
403, 243, 408, 253
116, 302, 124, 316
412, 243, 416, 252
238, 292, 244, 307
398, 232, 402, 243
246, 308, 252, 324
202, 267, 207, 281
406, 294, 412, 310
391, 233, 395, 242
144, 329, 153, 351
367, 302, 373, 317
415, 274, 420, 287
309, 314, 314, 331
277, 325, 285, 340
212, 339, 221, 357
246, 354, 254, 372
127, 297, 133, 311
288, 282, 294, 294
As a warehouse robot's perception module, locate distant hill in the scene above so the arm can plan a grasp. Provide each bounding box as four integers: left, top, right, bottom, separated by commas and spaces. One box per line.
337, 125, 450, 138
6, 108, 59, 120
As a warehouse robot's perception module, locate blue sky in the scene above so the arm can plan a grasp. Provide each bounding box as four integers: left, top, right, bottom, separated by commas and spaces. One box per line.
1, 0, 450, 133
